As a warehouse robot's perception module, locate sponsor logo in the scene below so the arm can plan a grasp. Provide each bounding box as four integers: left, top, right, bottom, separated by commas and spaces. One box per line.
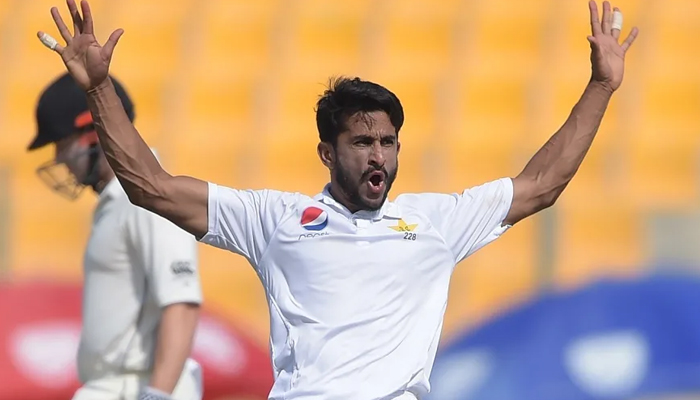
171, 261, 195, 275
298, 231, 330, 241
301, 207, 328, 231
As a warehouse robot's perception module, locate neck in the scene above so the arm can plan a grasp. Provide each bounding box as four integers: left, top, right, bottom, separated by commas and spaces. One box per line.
92, 168, 116, 195
328, 182, 360, 213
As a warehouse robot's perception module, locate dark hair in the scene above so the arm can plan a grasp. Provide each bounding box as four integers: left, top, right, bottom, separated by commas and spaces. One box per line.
315, 77, 404, 144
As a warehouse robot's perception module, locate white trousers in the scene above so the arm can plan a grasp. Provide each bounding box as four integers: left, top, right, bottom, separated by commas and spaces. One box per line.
72, 359, 202, 400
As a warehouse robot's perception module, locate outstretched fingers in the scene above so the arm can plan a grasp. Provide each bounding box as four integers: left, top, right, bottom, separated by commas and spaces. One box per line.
101, 28, 124, 59
601, 1, 613, 35
66, 0, 83, 35
621, 27, 639, 52
37, 31, 64, 54
589, 1, 603, 36
50, 6, 72, 43
80, 0, 94, 35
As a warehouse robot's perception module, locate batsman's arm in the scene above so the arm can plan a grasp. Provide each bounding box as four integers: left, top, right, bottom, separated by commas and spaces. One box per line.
86, 79, 209, 238
149, 303, 200, 394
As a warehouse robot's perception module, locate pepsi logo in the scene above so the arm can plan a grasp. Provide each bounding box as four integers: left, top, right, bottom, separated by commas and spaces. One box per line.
301, 207, 328, 231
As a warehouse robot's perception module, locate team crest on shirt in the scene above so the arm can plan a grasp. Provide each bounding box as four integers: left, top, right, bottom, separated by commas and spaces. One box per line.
301, 207, 328, 231
388, 219, 418, 232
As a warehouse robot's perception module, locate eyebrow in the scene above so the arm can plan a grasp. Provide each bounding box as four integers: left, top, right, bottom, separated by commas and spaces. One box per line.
351, 133, 396, 141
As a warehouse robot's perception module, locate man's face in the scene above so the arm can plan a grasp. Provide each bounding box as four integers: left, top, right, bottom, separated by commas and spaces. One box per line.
54, 133, 92, 183
324, 110, 400, 212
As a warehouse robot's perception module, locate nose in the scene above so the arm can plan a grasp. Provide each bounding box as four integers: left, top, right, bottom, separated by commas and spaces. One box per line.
368, 141, 385, 168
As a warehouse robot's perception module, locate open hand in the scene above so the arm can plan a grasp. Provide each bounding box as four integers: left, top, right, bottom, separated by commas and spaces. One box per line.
38, 0, 123, 91
587, 1, 639, 93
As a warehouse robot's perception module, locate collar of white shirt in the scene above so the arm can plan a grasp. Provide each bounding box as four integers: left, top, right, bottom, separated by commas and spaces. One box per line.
314, 184, 401, 221
99, 177, 123, 203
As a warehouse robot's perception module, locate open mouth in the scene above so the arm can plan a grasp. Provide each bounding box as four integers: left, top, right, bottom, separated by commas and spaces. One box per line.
366, 171, 386, 195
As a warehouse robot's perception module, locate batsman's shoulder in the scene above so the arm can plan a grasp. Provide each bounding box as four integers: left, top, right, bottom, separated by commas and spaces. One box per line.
394, 191, 455, 208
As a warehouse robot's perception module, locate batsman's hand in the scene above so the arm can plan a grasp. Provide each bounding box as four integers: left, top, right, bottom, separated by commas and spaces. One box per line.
138, 387, 173, 400
38, 0, 123, 91
587, 0, 639, 93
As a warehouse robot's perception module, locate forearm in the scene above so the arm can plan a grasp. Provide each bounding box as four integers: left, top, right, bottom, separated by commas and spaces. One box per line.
519, 80, 613, 203
149, 303, 200, 394
86, 79, 170, 206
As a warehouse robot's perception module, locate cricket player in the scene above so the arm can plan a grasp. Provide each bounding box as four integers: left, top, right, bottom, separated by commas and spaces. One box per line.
38, 0, 637, 398
27, 72, 204, 400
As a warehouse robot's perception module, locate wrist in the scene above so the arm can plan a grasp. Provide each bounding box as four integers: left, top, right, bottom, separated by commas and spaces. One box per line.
86, 78, 112, 95
587, 79, 615, 96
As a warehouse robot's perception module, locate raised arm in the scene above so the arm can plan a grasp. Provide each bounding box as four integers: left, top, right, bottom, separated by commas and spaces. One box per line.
504, 0, 638, 226
39, 0, 208, 237
87, 80, 208, 237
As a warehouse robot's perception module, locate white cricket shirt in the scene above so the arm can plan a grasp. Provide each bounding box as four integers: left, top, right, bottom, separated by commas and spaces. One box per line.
200, 178, 513, 400
78, 178, 202, 383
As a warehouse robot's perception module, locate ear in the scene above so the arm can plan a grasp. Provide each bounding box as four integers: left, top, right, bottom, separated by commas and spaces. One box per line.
397, 140, 401, 155
317, 142, 335, 169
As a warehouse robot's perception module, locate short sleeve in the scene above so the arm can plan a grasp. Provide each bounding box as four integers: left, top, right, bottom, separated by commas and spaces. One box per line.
198, 183, 297, 266
397, 178, 514, 264
127, 207, 203, 307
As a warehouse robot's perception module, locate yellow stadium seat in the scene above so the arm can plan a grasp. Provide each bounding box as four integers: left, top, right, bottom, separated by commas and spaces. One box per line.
445, 216, 537, 336
443, 143, 517, 192
554, 201, 644, 289
462, 0, 546, 79
454, 74, 529, 130
626, 139, 699, 212
639, 79, 700, 126
168, 114, 256, 184
0, 76, 57, 161
194, 0, 280, 80
259, 136, 328, 195
0, 0, 11, 22
374, 0, 461, 78
549, 74, 595, 118
258, 76, 323, 192
561, 148, 621, 207
109, 0, 192, 82
557, 0, 642, 59
10, 164, 94, 280
283, 0, 370, 77
621, 77, 700, 211
9, 0, 696, 343
367, 75, 441, 143
629, 0, 700, 213
633, 0, 699, 81
268, 77, 329, 137
1, 0, 77, 139
182, 74, 258, 127
116, 75, 168, 136
444, 74, 530, 180
649, 0, 700, 58
9, 0, 108, 69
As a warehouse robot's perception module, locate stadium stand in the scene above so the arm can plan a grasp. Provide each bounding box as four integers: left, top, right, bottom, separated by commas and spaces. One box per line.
2, 0, 699, 340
